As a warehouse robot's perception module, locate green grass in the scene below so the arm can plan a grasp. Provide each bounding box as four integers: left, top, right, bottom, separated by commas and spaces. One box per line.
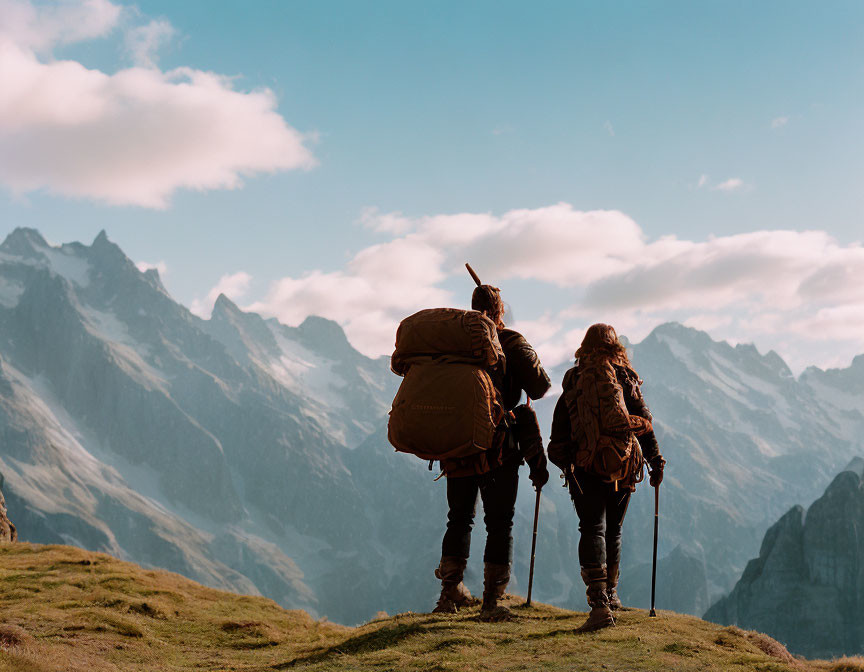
0, 543, 848, 671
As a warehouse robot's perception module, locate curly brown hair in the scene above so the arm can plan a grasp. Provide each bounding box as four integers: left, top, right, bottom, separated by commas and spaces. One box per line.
575, 323, 633, 369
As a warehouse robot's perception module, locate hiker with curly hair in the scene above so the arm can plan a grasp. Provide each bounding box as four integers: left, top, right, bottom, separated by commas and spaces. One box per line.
547, 323, 665, 632
433, 284, 551, 622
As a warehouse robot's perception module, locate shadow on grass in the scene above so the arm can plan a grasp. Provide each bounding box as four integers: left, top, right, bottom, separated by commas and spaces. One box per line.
274, 620, 454, 669
526, 628, 580, 639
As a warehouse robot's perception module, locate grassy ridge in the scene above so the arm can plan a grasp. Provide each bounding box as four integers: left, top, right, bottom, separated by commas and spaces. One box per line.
0, 543, 858, 672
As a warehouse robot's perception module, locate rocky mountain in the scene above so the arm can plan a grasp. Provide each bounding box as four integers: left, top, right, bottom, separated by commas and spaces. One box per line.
0, 227, 861, 626
705, 457, 864, 658
0, 227, 404, 623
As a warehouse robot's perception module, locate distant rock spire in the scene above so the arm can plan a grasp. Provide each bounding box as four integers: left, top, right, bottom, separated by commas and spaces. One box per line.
93, 229, 110, 246
213, 293, 241, 316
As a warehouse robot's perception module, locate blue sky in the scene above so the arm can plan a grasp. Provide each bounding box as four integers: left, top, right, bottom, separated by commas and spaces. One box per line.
0, 0, 862, 371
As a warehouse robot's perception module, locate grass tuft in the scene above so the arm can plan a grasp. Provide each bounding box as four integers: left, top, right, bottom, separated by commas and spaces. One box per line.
663, 641, 700, 656
128, 602, 163, 619
430, 636, 481, 651
832, 658, 864, 672
747, 631, 799, 666
99, 615, 145, 638
0, 624, 32, 649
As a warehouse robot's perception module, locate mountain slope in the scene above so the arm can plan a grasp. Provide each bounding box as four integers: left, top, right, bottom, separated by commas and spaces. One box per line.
0, 543, 839, 672
0, 228, 400, 623
705, 458, 864, 658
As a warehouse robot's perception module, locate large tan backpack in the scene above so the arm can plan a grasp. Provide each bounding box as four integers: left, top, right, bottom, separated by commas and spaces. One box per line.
388, 308, 504, 461
561, 358, 645, 483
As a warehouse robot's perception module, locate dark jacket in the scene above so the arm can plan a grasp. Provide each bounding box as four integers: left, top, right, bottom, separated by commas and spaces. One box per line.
442, 328, 551, 477
548, 362, 662, 488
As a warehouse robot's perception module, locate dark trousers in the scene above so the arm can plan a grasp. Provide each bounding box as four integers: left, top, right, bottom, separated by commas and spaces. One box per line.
441, 459, 520, 565
568, 468, 631, 569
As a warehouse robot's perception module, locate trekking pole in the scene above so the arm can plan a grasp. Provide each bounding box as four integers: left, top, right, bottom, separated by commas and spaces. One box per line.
649, 484, 660, 617
526, 488, 541, 606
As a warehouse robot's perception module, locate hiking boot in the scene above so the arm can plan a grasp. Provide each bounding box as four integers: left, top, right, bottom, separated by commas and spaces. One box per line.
479, 562, 514, 622
607, 563, 623, 611
432, 556, 477, 613
576, 566, 616, 633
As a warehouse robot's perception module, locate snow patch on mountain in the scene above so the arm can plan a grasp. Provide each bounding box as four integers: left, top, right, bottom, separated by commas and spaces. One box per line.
266, 325, 347, 410
40, 246, 91, 287
0, 277, 23, 308
81, 308, 167, 388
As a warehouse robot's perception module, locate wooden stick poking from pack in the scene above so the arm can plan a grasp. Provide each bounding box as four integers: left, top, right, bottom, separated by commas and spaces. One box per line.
465, 263, 482, 287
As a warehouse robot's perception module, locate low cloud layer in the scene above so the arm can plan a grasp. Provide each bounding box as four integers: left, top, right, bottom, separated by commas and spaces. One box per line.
202, 203, 864, 373
0, 0, 315, 208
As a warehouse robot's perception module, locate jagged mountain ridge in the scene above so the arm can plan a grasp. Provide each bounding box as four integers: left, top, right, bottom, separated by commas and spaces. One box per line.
0, 227, 862, 625
0, 227, 400, 623
705, 458, 864, 658
626, 323, 864, 605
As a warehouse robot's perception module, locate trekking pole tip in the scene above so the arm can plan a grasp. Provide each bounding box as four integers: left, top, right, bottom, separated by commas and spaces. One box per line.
649, 609, 657, 618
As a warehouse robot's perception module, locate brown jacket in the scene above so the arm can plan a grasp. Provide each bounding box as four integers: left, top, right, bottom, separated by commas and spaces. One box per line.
441, 328, 551, 477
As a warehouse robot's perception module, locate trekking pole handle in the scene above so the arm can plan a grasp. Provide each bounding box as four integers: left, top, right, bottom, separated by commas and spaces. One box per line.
465, 263, 482, 287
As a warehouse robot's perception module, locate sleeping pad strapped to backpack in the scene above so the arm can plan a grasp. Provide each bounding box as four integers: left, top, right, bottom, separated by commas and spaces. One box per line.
388, 308, 505, 461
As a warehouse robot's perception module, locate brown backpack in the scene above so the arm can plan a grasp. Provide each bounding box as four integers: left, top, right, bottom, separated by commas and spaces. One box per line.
561, 359, 644, 483
388, 308, 504, 461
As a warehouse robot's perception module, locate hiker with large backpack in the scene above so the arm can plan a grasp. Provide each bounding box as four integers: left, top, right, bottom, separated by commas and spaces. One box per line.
388, 279, 551, 622
547, 323, 665, 633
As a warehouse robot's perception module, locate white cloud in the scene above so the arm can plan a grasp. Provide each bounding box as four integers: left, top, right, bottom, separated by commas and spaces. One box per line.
0, 0, 315, 208
603, 120, 615, 137
359, 207, 413, 235
124, 18, 174, 67
713, 178, 746, 192
697, 174, 709, 189
191, 271, 252, 317
683, 313, 733, 332
136, 260, 167, 276
245, 239, 451, 354
770, 116, 789, 129
0, 0, 122, 51
790, 304, 864, 342
235, 204, 864, 372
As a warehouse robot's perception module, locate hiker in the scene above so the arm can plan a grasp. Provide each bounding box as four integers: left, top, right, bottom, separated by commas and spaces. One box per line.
387, 278, 551, 621
430, 284, 551, 621
547, 323, 665, 632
